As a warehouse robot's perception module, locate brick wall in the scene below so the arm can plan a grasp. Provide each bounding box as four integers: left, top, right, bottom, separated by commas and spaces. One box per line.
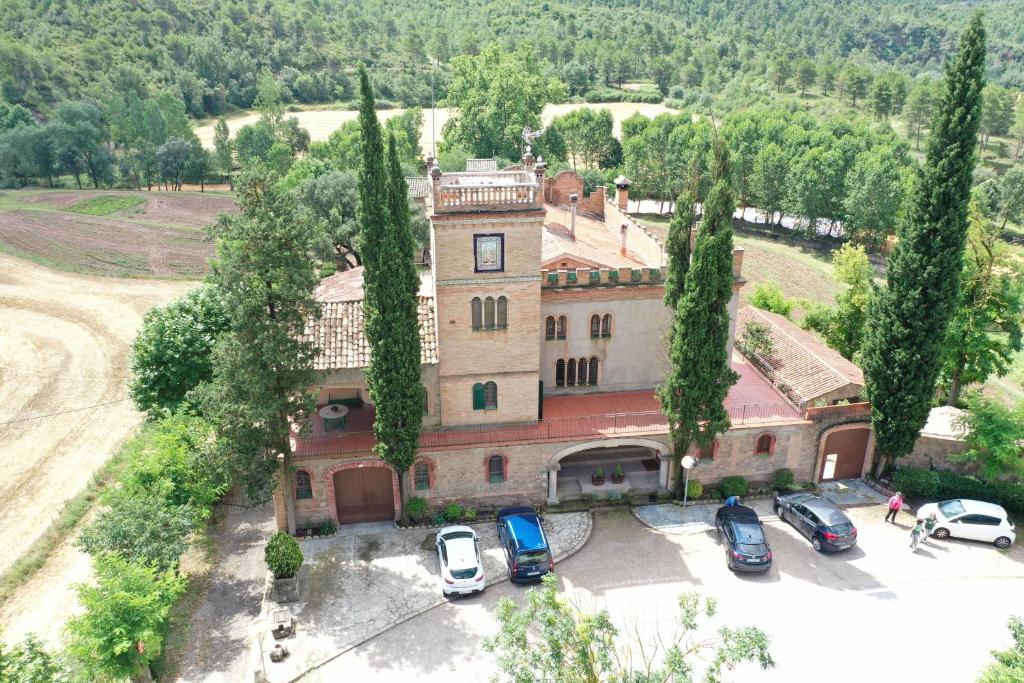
543, 171, 606, 218
676, 421, 818, 488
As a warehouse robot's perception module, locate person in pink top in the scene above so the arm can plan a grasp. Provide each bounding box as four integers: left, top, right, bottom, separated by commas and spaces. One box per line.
884, 491, 904, 523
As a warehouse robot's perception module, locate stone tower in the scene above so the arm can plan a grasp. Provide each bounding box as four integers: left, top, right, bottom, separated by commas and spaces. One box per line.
428, 153, 546, 427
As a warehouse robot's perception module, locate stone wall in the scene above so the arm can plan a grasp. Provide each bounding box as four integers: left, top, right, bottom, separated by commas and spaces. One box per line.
901, 435, 974, 475
540, 289, 670, 393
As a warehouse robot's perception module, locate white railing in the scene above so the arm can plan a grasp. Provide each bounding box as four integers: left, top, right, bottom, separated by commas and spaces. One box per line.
433, 172, 542, 213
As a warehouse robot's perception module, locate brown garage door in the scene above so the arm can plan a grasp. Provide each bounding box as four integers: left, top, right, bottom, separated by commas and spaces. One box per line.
819, 427, 871, 481
333, 467, 395, 524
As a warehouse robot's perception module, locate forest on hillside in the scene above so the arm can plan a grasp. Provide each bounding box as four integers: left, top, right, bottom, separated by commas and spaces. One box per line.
2, 0, 1023, 117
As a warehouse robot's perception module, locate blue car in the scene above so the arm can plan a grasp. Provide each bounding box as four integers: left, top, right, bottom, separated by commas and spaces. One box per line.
496, 506, 553, 582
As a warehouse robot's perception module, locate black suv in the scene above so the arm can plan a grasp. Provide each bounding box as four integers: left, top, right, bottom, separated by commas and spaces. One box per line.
715, 505, 773, 572
774, 493, 858, 552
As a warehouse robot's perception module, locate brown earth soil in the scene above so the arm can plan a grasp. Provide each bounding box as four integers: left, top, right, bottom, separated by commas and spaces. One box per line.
0, 190, 235, 277
0, 254, 195, 643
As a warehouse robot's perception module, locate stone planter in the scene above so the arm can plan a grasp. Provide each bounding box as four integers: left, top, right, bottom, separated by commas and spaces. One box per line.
592, 474, 605, 486
272, 575, 300, 603
611, 473, 625, 484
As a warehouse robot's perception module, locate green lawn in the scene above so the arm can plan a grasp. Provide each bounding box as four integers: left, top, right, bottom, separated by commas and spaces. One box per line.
65, 194, 146, 216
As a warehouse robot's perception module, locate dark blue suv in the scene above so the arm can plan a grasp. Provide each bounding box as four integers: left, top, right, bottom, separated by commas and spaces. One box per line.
496, 507, 553, 582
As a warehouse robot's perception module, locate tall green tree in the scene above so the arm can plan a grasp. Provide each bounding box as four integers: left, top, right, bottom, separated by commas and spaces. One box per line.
801, 244, 875, 360
64, 554, 186, 682
357, 67, 426, 527
664, 191, 695, 310
940, 197, 1023, 405
951, 394, 1024, 482
658, 145, 739, 498
202, 164, 320, 533
861, 13, 987, 477
213, 116, 233, 182
484, 573, 774, 682
795, 59, 817, 95
842, 149, 906, 249
441, 45, 565, 159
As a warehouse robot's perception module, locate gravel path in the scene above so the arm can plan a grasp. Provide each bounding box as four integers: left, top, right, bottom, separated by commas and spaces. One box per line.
168, 503, 276, 683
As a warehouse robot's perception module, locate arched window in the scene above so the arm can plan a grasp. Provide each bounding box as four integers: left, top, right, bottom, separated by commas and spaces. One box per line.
754, 433, 776, 456
413, 461, 432, 491
487, 454, 506, 484
577, 356, 589, 385
555, 359, 565, 387
601, 314, 613, 337
484, 381, 498, 410
557, 315, 567, 339
567, 358, 577, 386
484, 296, 496, 330
697, 439, 719, 461
497, 296, 508, 329
545, 316, 556, 340
295, 470, 313, 500
590, 314, 601, 338
472, 382, 485, 410
471, 297, 482, 331
588, 357, 599, 385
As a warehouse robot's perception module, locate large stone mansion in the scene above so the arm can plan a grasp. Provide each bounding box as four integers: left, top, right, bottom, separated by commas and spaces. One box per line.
273, 152, 879, 530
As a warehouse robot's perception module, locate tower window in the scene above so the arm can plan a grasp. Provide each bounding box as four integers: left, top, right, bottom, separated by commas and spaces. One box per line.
471, 298, 482, 331
497, 296, 508, 329
484, 296, 496, 330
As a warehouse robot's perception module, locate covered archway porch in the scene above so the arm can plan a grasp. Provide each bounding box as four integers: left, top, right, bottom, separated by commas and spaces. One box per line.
546, 438, 671, 504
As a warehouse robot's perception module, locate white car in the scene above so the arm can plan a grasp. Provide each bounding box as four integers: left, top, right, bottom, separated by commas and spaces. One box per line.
436, 525, 486, 597
916, 499, 1016, 549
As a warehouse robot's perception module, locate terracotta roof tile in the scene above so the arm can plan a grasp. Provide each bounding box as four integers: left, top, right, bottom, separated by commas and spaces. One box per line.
406, 176, 430, 198
304, 267, 437, 370
736, 306, 864, 404
542, 206, 645, 269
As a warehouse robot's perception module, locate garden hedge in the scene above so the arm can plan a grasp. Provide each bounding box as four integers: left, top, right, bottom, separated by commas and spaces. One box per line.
892, 468, 1024, 515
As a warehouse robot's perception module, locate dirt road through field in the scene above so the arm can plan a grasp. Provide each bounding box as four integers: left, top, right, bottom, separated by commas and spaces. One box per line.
0, 254, 194, 577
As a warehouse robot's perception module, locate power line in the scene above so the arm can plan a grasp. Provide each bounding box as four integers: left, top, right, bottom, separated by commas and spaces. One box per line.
0, 398, 132, 427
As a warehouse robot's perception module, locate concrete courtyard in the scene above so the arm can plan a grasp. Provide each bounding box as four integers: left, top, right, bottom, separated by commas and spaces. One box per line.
294, 503, 1024, 682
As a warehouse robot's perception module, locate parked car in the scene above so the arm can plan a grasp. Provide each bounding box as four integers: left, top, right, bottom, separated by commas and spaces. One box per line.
435, 525, 485, 597
774, 493, 858, 552
715, 505, 773, 572
916, 499, 1016, 549
495, 506, 553, 582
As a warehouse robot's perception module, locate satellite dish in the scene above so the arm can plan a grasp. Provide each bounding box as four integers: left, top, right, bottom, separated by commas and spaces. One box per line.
681, 455, 697, 470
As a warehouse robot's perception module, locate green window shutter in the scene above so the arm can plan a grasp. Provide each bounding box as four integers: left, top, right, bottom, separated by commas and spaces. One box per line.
472, 383, 485, 410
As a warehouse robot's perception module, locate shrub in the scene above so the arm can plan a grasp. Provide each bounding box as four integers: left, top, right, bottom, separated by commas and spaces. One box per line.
772, 468, 795, 491
406, 496, 427, 520
444, 503, 463, 522
719, 476, 749, 498
686, 479, 704, 500
264, 531, 303, 579
709, 488, 723, 500
607, 492, 624, 503
430, 511, 446, 526
317, 518, 337, 536
463, 507, 477, 522
77, 496, 197, 571
892, 467, 1024, 515
748, 282, 794, 318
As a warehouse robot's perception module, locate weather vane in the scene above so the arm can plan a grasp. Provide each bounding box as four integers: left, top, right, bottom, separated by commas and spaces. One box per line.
522, 126, 543, 153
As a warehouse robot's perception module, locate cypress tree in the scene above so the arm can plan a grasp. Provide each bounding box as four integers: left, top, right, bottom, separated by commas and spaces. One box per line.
357, 66, 426, 526
664, 191, 695, 310
861, 14, 986, 477
658, 145, 739, 498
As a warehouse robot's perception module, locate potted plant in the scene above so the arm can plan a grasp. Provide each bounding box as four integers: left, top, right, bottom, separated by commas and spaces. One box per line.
265, 531, 303, 603
592, 467, 605, 486
611, 464, 625, 484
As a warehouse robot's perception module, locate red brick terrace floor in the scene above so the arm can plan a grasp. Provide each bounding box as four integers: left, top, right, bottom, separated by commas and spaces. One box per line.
293, 353, 802, 458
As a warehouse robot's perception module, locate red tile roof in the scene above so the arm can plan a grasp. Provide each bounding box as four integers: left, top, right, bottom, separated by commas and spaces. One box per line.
736, 306, 864, 404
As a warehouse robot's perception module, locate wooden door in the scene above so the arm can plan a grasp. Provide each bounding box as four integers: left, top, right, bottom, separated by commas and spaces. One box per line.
333, 467, 395, 524
819, 428, 870, 482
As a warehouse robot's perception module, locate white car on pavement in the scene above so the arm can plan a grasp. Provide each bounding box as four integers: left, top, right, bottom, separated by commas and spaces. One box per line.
916, 499, 1016, 548
436, 525, 486, 597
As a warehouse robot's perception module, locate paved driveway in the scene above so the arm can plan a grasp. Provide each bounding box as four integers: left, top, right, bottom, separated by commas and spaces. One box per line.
300, 505, 1024, 682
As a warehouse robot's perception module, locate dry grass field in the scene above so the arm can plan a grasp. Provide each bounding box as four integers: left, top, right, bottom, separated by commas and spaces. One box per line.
0, 189, 229, 646
194, 101, 678, 153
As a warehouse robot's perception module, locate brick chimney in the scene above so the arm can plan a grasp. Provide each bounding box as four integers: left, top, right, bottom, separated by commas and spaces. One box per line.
620, 223, 628, 256
614, 175, 631, 213
569, 192, 578, 239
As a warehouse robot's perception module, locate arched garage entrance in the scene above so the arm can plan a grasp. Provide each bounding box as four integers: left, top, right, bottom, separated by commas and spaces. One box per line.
326, 461, 399, 524
546, 438, 670, 504
816, 424, 874, 483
